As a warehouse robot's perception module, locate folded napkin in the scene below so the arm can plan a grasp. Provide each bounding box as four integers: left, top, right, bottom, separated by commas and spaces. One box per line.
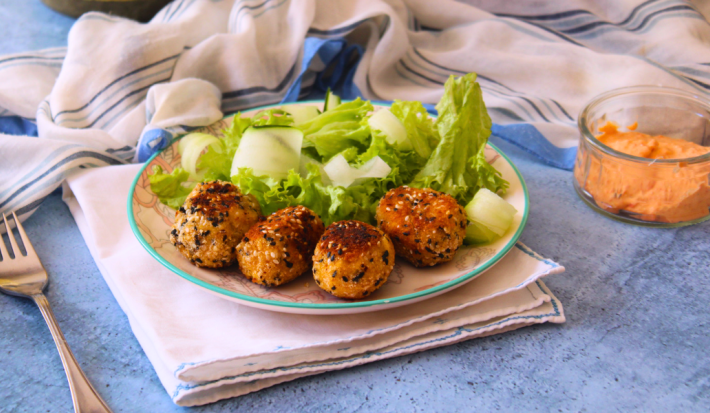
4, 0, 710, 219
62, 163, 565, 406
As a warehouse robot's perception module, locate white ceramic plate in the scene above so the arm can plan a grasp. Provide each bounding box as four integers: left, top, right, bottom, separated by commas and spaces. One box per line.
128, 101, 529, 314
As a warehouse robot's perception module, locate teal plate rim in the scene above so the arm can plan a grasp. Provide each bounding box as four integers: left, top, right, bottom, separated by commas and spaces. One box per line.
127, 100, 530, 310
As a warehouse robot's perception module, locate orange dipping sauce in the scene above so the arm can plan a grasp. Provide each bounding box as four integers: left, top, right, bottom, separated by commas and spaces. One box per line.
575, 122, 710, 223
596, 122, 710, 160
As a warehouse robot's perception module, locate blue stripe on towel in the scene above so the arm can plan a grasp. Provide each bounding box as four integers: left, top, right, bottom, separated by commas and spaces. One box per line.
281, 38, 346, 103
0, 116, 38, 136
490, 123, 577, 170
0, 150, 124, 210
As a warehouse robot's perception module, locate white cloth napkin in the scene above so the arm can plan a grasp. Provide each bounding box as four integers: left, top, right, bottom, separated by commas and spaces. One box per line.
62, 163, 565, 406
4, 0, 710, 219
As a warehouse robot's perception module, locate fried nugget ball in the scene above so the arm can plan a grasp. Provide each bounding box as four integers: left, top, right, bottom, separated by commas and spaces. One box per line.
170, 181, 262, 268
237, 206, 325, 287
376, 186, 467, 267
312, 220, 395, 299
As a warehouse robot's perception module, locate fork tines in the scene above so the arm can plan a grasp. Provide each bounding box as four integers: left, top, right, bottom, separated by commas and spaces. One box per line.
1, 212, 34, 261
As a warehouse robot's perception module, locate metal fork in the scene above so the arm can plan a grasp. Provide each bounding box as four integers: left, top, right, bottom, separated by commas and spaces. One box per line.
0, 212, 112, 413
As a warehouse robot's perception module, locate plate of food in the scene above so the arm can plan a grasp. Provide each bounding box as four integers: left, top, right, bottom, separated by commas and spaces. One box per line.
128, 74, 529, 315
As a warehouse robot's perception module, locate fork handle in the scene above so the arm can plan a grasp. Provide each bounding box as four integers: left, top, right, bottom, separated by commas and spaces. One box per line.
33, 294, 112, 413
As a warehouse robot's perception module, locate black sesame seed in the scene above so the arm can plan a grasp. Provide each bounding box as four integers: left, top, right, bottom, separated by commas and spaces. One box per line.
403, 232, 410, 236
195, 258, 203, 263
284, 260, 293, 268
243, 237, 250, 243
445, 248, 451, 253
353, 271, 365, 282
171, 229, 178, 236
342, 276, 349, 282
332, 270, 337, 278
179, 206, 186, 213
331, 286, 336, 290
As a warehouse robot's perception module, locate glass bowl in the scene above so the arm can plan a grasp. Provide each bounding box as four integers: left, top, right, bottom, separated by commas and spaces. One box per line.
573, 86, 710, 227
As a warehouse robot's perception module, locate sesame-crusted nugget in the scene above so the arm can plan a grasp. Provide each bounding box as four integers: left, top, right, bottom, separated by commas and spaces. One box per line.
237, 206, 325, 287
171, 181, 262, 268
376, 186, 467, 267
312, 220, 395, 299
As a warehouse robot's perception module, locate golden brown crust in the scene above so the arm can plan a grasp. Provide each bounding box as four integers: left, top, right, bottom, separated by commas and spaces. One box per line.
170, 181, 262, 268
237, 206, 325, 287
375, 186, 467, 267
312, 220, 395, 299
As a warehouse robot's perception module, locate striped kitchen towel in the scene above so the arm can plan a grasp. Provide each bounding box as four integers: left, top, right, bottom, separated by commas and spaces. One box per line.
2, 0, 710, 219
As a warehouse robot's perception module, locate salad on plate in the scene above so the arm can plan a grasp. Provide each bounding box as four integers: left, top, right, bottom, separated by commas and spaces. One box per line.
149, 73, 517, 247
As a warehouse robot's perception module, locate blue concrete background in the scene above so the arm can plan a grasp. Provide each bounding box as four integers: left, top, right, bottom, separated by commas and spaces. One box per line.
0, 1, 709, 412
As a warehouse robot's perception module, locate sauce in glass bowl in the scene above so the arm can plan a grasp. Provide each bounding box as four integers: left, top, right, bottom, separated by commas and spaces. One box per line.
574, 87, 710, 226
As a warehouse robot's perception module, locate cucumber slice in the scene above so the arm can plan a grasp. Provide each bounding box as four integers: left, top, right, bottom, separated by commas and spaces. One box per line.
231, 126, 304, 180
298, 154, 331, 185
323, 155, 392, 188
281, 105, 320, 125
464, 188, 517, 244
178, 133, 221, 178
368, 108, 413, 151
465, 221, 501, 245
324, 89, 341, 111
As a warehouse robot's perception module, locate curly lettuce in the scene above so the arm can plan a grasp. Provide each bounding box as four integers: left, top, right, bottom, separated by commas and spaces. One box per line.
149, 73, 508, 226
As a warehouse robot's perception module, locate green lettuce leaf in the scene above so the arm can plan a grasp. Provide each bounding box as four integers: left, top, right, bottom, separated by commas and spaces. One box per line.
356, 130, 426, 185
147, 165, 193, 209
196, 112, 252, 181
389, 100, 439, 159
251, 109, 294, 126
297, 98, 374, 162
232, 164, 396, 226
410, 73, 508, 203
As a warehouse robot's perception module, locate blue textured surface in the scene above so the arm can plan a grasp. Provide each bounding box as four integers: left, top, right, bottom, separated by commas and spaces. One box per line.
1, 2, 710, 412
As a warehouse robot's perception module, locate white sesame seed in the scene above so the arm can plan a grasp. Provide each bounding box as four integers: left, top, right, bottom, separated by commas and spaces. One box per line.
405, 216, 410, 221
273, 259, 279, 264
270, 252, 277, 258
